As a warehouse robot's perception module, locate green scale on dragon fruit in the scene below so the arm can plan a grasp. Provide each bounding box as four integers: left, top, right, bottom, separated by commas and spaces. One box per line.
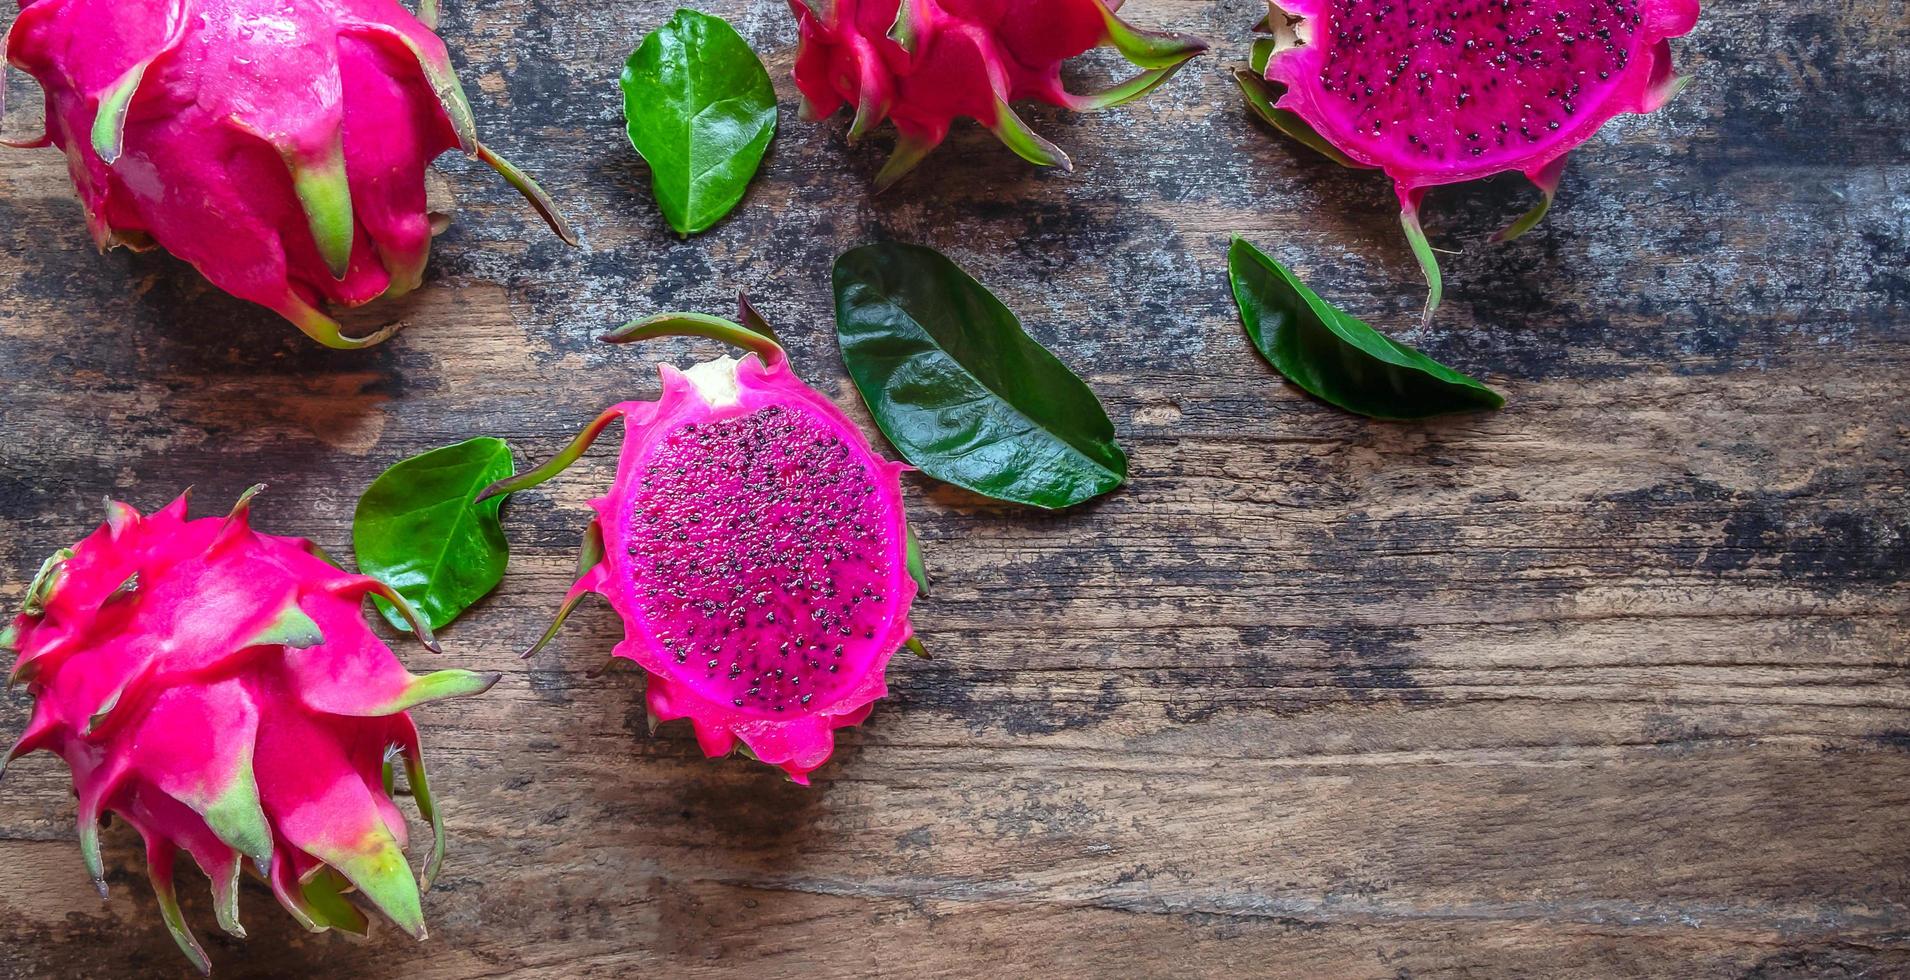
481, 302, 920, 785
2, 0, 576, 349
1238, 0, 1700, 324
2, 488, 498, 974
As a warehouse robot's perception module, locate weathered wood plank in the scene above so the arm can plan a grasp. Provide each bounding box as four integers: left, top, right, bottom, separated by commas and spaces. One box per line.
0, 0, 1905, 976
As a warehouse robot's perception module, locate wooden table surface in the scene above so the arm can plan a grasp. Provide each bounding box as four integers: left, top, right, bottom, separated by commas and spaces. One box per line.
2, 0, 1906, 977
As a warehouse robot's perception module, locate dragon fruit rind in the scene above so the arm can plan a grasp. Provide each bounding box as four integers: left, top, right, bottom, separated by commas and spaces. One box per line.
2, 0, 576, 349
482, 303, 918, 783
790, 0, 1208, 190
1237, 0, 1700, 323
2, 488, 498, 973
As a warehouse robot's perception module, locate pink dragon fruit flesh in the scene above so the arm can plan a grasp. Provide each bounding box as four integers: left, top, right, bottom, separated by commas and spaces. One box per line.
481, 301, 920, 783
2, 488, 498, 973
1237, 0, 1700, 323
2, 0, 577, 349
790, 0, 1208, 190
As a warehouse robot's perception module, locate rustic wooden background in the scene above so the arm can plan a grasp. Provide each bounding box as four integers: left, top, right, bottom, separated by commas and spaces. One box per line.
2, 0, 1906, 976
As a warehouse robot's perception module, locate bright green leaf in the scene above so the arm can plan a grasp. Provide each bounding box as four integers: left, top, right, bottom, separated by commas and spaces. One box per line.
833, 243, 1128, 510
1228, 237, 1504, 420
621, 9, 778, 235
352, 437, 516, 631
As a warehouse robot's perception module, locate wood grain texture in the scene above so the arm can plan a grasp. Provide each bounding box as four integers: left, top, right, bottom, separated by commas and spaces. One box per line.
1, 0, 1906, 977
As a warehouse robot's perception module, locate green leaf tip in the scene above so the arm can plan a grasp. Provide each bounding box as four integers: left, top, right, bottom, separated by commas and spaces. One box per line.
1227, 236, 1502, 421
833, 242, 1127, 509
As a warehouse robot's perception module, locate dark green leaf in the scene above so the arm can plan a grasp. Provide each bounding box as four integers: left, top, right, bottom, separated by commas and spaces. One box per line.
620, 9, 777, 236
353, 437, 516, 631
833, 243, 1128, 509
1228, 237, 1504, 420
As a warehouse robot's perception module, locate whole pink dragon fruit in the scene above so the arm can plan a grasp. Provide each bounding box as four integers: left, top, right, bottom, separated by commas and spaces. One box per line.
2, 0, 576, 349
789, 0, 1207, 189
3, 488, 498, 973
482, 303, 919, 783
1238, 0, 1700, 323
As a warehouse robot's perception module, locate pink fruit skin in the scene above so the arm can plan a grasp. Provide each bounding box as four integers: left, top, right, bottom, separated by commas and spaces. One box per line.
789, 0, 1205, 188
3, 491, 497, 973
3, 0, 571, 349
564, 350, 916, 784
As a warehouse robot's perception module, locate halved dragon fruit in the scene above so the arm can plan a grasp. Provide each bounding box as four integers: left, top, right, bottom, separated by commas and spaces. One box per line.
2, 0, 576, 348
482, 302, 918, 783
789, 0, 1208, 189
3, 488, 497, 973
1238, 0, 1700, 322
